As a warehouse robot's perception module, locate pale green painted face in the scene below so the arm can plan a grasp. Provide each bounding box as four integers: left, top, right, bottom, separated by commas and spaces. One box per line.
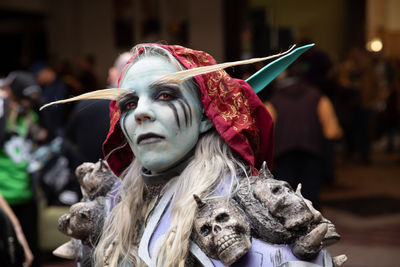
118, 56, 212, 173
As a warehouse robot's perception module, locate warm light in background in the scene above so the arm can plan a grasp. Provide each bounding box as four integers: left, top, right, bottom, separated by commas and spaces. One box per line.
366, 37, 383, 52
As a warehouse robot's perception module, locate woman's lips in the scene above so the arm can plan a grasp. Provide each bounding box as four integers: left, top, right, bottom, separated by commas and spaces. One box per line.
137, 133, 165, 144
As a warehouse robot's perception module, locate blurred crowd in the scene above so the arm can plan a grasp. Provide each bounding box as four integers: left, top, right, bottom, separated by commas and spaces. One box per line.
0, 52, 130, 266
258, 44, 400, 210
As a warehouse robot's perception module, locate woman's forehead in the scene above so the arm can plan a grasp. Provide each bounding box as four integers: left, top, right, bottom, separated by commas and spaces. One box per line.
121, 56, 178, 88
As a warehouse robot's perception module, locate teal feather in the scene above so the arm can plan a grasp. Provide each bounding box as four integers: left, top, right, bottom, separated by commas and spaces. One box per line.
246, 44, 315, 94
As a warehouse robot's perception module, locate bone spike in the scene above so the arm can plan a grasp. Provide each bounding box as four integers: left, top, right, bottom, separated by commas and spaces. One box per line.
322, 222, 341, 247
262, 161, 267, 169
99, 158, 106, 169
290, 223, 328, 261
259, 161, 274, 179
296, 183, 303, 195
332, 254, 347, 267
258, 162, 267, 179
52, 239, 78, 259
303, 223, 328, 248
193, 194, 206, 210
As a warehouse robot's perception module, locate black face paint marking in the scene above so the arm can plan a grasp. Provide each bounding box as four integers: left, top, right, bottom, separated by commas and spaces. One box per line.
176, 100, 188, 126
151, 82, 189, 129
120, 114, 135, 145
118, 92, 137, 145
181, 98, 193, 126
167, 102, 180, 128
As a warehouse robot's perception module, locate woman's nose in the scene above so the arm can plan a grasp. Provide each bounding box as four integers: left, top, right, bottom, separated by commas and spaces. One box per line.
134, 99, 155, 124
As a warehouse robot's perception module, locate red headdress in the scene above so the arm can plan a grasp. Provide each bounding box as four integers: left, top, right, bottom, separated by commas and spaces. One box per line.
103, 44, 274, 176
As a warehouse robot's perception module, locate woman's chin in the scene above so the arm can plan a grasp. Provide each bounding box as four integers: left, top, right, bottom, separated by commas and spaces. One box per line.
141, 160, 175, 174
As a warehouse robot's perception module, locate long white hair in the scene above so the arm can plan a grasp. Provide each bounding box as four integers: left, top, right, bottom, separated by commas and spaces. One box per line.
93, 44, 251, 266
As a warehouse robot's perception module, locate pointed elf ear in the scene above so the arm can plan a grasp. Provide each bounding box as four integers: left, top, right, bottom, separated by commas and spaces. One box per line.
39, 88, 129, 110
246, 44, 314, 93
157, 45, 298, 84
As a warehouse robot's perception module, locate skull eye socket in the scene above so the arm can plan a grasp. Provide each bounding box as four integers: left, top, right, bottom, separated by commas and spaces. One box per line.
78, 210, 90, 220
215, 213, 229, 222
271, 185, 282, 194
200, 225, 212, 236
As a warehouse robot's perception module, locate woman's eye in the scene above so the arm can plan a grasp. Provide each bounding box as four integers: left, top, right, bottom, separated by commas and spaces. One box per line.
157, 93, 172, 100
126, 101, 137, 110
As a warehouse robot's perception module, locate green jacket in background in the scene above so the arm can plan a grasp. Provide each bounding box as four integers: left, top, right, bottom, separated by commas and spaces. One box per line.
0, 98, 37, 205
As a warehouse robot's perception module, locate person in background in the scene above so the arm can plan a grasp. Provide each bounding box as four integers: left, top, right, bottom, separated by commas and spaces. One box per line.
107, 52, 131, 88
33, 63, 69, 141
299, 45, 341, 186
0, 192, 33, 266
0, 71, 43, 267
63, 99, 110, 172
337, 47, 380, 164
77, 54, 99, 93
265, 63, 342, 209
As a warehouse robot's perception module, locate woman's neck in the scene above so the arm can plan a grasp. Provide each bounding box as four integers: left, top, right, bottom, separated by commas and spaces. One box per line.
141, 149, 195, 198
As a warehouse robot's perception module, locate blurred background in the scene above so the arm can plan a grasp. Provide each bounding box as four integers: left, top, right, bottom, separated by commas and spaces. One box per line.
0, 0, 399, 266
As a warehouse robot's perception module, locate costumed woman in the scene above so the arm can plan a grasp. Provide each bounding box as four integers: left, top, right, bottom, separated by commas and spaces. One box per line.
44, 43, 341, 266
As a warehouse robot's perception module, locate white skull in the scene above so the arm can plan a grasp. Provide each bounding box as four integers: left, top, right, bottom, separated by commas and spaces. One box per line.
192, 195, 251, 265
